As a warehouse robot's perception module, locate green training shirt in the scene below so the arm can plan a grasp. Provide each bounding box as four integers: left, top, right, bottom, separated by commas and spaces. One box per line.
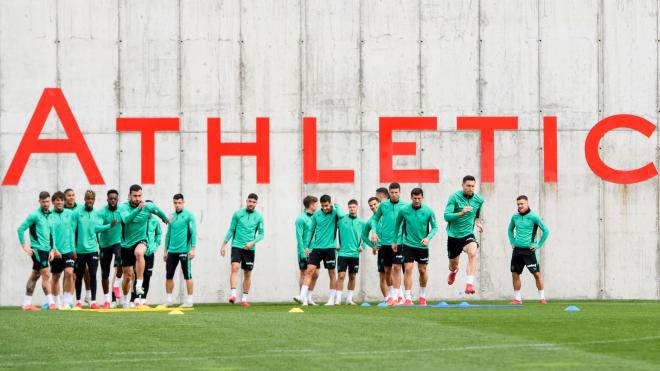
118, 201, 168, 248
295, 211, 314, 258
508, 210, 550, 249
96, 205, 122, 248
443, 190, 484, 238
17, 208, 52, 252
361, 213, 381, 248
372, 199, 407, 245
224, 208, 265, 250
395, 203, 438, 249
146, 217, 162, 256
165, 208, 197, 253
49, 208, 75, 254
337, 215, 367, 258
73, 207, 111, 254
305, 204, 344, 250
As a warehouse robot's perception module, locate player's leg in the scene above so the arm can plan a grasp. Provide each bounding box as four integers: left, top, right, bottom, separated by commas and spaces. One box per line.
528, 250, 545, 303
87, 252, 100, 308
346, 258, 358, 305
50, 258, 63, 308
142, 253, 154, 305
180, 254, 194, 307
336, 258, 347, 305
238, 250, 254, 307
300, 264, 317, 306
99, 247, 113, 307
74, 254, 86, 307
134, 242, 148, 296
391, 248, 404, 304
120, 247, 136, 308
533, 271, 545, 303
165, 253, 179, 306
463, 242, 478, 294
63, 264, 75, 308
447, 237, 462, 286
112, 244, 123, 303
295, 257, 307, 303
83, 268, 91, 304
22, 266, 41, 310
418, 262, 428, 305
511, 272, 522, 303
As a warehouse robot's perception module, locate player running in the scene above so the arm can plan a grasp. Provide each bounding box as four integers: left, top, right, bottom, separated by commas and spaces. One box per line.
363, 188, 390, 300
221, 193, 265, 307
17, 191, 55, 310
71, 190, 114, 309
508, 195, 550, 304
336, 199, 370, 305
394, 188, 438, 305
96, 189, 124, 308
118, 184, 169, 308
294, 196, 320, 305
370, 183, 407, 305
164, 194, 197, 308
64, 188, 93, 304
48, 191, 76, 309
299, 195, 344, 306
132, 210, 163, 307
443, 175, 484, 295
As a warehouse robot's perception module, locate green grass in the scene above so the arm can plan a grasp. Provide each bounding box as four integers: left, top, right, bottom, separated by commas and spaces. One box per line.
0, 300, 658, 370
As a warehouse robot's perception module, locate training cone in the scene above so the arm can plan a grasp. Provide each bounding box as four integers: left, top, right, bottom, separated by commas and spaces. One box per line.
564, 306, 580, 312
376, 302, 388, 307
289, 308, 304, 313
360, 302, 371, 307
458, 301, 470, 307
71, 306, 82, 311
155, 305, 167, 310
434, 301, 449, 307
168, 310, 184, 315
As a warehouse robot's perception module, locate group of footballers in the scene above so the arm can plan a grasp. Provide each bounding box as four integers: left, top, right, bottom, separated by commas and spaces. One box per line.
16, 174, 549, 310
294, 176, 550, 306
17, 185, 265, 310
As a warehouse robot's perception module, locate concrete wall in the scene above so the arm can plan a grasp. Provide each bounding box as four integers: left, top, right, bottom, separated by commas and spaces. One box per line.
0, 0, 658, 305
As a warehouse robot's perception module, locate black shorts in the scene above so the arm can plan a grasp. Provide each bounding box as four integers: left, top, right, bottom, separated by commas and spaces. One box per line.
298, 256, 309, 270
100, 243, 122, 278
380, 245, 404, 267
337, 256, 359, 273
231, 247, 255, 271
308, 248, 336, 270
376, 247, 385, 273
403, 246, 429, 264
121, 241, 146, 267
166, 252, 192, 279
50, 253, 75, 274
511, 248, 540, 274
447, 234, 479, 259
31, 250, 50, 271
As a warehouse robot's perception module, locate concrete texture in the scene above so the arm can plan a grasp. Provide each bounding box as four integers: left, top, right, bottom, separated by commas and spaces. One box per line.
0, 0, 658, 305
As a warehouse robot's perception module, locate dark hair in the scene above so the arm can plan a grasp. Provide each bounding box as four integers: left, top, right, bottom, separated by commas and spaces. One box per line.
376, 187, 389, 196
348, 199, 358, 206
388, 182, 400, 191
247, 193, 258, 201
52, 191, 65, 201
107, 189, 119, 197
64, 189, 74, 194
145, 200, 153, 203
411, 188, 424, 197
462, 175, 476, 183
320, 194, 331, 203
368, 196, 379, 204
173, 193, 184, 200
516, 195, 528, 201
129, 184, 142, 193
303, 195, 318, 209
39, 191, 50, 200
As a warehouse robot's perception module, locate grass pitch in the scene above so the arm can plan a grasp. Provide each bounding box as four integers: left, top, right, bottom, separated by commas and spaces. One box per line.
0, 300, 658, 370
